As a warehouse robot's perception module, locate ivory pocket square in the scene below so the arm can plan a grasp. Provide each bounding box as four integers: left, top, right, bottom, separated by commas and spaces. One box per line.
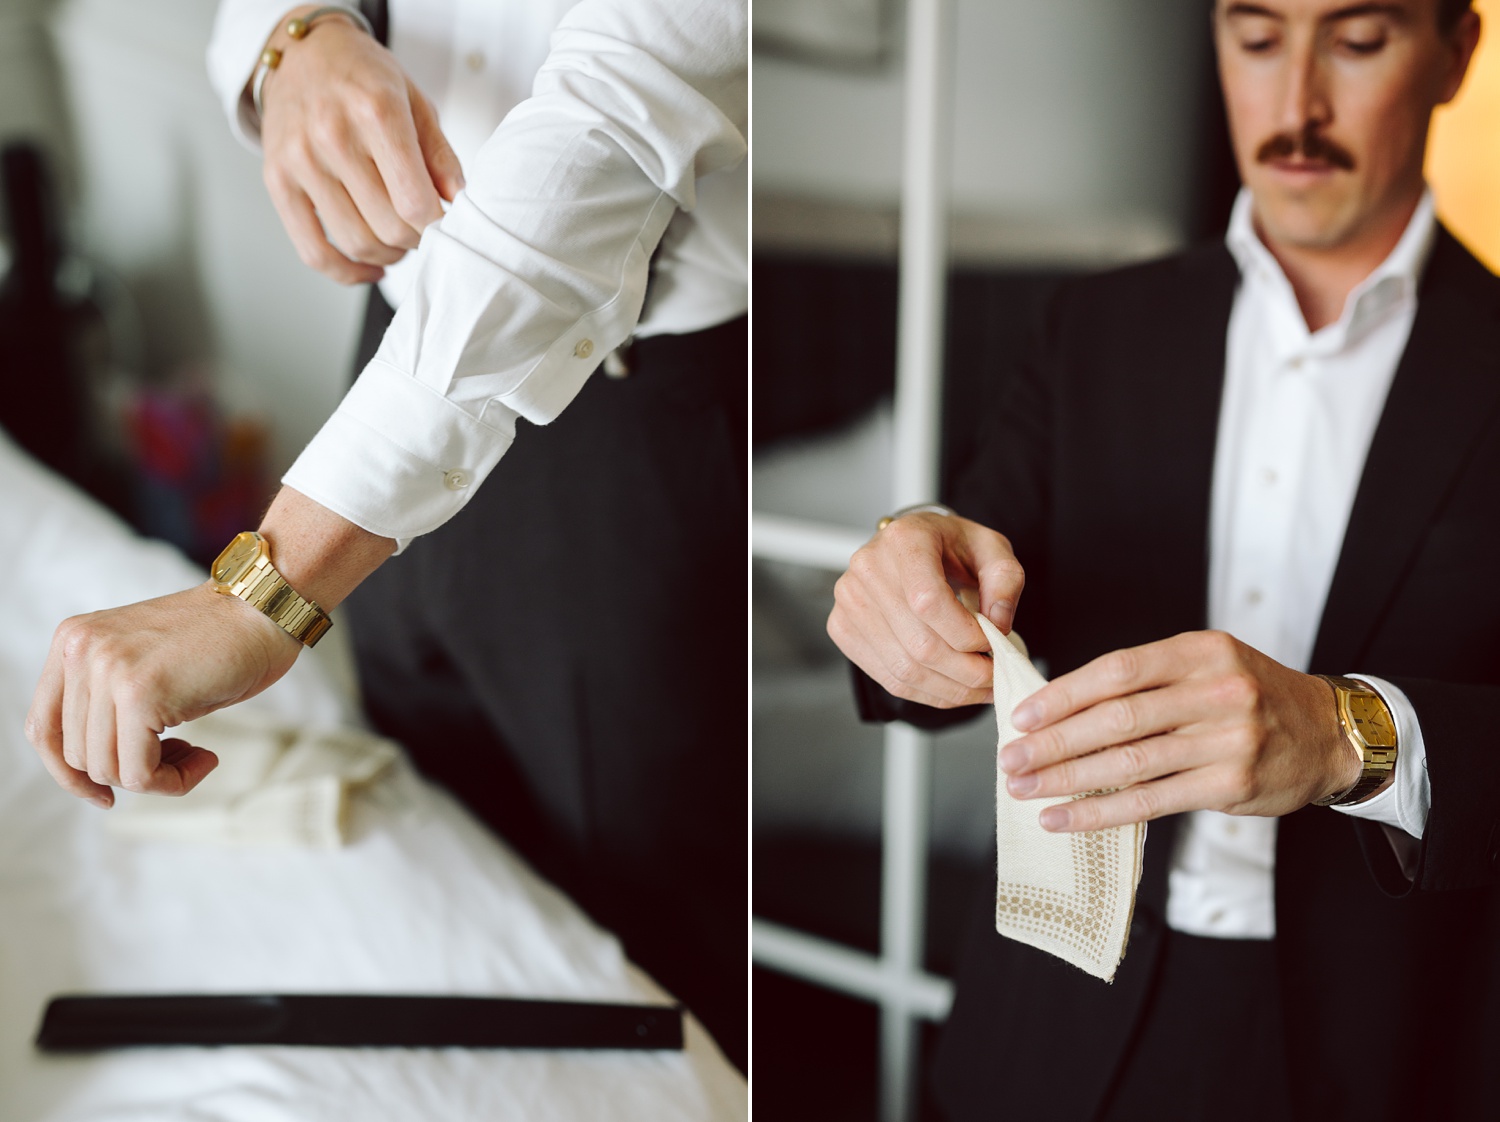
975, 613, 1145, 982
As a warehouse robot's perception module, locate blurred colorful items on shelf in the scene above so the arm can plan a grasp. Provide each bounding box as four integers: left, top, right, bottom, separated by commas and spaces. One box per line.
125, 387, 268, 565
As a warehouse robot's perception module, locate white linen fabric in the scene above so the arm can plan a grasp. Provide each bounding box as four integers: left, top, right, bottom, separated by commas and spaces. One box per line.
206, 0, 748, 550
105, 713, 401, 849
0, 429, 745, 1121
978, 614, 1145, 982
1166, 187, 1436, 941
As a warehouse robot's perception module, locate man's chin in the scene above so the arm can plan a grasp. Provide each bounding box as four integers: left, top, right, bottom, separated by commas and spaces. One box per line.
1250, 190, 1357, 253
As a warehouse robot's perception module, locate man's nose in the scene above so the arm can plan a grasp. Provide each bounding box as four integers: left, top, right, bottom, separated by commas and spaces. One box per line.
1278, 38, 1334, 135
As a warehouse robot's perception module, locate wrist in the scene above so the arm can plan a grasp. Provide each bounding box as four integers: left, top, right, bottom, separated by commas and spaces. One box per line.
1311, 674, 1400, 807
877, 503, 955, 532
244, 6, 318, 98
1321, 693, 1364, 802
199, 578, 302, 650
251, 5, 374, 123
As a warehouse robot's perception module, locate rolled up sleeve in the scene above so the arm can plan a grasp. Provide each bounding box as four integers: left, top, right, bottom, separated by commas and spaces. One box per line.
281, 0, 747, 550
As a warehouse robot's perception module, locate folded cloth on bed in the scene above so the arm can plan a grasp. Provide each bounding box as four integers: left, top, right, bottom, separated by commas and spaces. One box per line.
976, 612, 1146, 982
106, 713, 400, 849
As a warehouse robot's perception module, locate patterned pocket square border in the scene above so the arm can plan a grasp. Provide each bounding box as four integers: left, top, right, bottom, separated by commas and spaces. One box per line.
975, 613, 1145, 982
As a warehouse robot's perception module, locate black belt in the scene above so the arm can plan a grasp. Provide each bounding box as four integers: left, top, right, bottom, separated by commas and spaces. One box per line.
36, 993, 682, 1051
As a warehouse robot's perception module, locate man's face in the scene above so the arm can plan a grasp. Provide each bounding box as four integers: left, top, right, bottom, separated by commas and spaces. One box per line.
1215, 0, 1478, 252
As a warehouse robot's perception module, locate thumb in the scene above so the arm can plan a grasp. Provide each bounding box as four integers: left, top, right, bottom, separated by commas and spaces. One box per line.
409, 83, 465, 201
952, 521, 1025, 634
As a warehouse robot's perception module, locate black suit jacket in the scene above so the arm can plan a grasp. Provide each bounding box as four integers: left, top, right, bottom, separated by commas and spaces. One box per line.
858, 229, 1500, 1121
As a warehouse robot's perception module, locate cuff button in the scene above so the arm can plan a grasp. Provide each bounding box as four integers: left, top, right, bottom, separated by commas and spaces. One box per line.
443, 469, 471, 491
573, 338, 595, 359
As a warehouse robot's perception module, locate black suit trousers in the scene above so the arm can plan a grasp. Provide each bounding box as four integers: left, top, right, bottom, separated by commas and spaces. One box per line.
346, 291, 747, 1069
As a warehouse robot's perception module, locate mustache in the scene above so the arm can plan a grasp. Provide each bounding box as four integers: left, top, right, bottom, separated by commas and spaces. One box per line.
1255, 126, 1356, 171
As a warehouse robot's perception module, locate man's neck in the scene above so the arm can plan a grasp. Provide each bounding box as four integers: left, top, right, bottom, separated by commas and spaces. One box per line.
1256, 189, 1425, 333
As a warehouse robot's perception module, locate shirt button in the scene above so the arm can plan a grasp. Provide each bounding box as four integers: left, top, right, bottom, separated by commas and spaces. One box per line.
1224, 821, 1240, 837
1208, 909, 1226, 925
574, 338, 595, 359
1246, 588, 1263, 606
443, 469, 470, 491
1261, 467, 1278, 486
465, 51, 485, 72
1288, 355, 1304, 371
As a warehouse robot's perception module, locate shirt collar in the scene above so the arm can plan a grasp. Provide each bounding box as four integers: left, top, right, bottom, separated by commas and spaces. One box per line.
1224, 185, 1436, 355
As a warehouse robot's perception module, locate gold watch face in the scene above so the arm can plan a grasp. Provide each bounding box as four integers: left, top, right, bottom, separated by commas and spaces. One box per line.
212, 531, 266, 586
1346, 693, 1398, 748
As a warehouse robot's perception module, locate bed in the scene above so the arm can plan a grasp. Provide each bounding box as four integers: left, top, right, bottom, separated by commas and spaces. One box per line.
0, 430, 746, 1121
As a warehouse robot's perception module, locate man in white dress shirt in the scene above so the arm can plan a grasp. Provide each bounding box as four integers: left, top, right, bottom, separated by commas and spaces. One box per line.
830, 0, 1499, 1117
26, 0, 747, 1066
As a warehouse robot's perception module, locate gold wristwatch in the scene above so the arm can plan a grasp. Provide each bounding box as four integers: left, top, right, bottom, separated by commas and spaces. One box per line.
1311, 675, 1398, 806
210, 531, 332, 647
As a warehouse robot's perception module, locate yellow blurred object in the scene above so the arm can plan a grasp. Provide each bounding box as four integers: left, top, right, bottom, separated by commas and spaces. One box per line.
1429, 1, 1500, 272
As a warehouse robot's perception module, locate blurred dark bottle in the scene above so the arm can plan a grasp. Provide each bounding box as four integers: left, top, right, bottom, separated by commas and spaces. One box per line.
0, 142, 88, 480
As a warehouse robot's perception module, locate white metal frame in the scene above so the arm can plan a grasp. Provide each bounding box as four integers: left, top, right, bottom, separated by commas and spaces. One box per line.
752, 2, 957, 1119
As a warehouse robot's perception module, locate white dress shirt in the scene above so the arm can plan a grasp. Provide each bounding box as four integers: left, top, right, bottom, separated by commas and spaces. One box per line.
207, 0, 747, 548
1166, 188, 1435, 940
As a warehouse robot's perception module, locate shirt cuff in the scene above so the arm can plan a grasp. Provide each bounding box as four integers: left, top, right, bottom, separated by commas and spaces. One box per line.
1330, 675, 1430, 840
281, 359, 516, 553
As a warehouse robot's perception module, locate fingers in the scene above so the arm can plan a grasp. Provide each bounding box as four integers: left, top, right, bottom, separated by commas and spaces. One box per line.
828, 513, 1026, 708
1036, 772, 1229, 833
951, 526, 1027, 633
1011, 632, 1224, 733
31, 734, 113, 807
85, 689, 120, 788
319, 83, 448, 251
119, 731, 218, 797
154, 739, 221, 796
26, 627, 114, 806
299, 170, 405, 269
403, 83, 465, 206
1004, 725, 1201, 801
265, 168, 386, 286
60, 648, 88, 773
1001, 677, 1219, 776
829, 581, 993, 708
409, 85, 464, 201
882, 519, 1002, 657
337, 154, 425, 253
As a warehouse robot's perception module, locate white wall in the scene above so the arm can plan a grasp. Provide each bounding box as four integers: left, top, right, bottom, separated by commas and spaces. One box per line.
755, 0, 1211, 242
36, 0, 364, 474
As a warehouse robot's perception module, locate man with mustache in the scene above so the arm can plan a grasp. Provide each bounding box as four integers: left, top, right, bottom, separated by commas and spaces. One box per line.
829, 1, 1499, 1117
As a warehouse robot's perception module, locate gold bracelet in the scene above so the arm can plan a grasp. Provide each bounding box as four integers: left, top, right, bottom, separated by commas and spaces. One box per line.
251, 6, 375, 125
876, 503, 955, 531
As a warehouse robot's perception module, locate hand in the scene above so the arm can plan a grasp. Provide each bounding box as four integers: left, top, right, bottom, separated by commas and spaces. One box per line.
258, 6, 465, 284
998, 630, 1361, 832
827, 511, 1027, 708
25, 585, 302, 806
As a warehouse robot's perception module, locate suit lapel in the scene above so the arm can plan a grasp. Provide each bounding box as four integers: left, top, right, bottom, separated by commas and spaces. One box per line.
1067, 244, 1238, 668
1311, 230, 1500, 673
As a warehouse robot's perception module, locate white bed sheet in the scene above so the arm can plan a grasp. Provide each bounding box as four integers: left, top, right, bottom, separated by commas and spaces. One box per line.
0, 432, 745, 1121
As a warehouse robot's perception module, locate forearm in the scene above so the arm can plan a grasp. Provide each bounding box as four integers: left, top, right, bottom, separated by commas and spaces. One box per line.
368, 0, 747, 424
286, 0, 746, 548
257, 485, 395, 610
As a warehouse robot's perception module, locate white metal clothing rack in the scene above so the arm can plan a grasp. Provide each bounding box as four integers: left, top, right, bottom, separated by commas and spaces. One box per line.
752, 2, 958, 1119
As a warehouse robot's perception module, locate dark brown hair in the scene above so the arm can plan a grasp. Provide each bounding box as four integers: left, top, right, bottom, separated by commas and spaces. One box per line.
1440, 0, 1475, 30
